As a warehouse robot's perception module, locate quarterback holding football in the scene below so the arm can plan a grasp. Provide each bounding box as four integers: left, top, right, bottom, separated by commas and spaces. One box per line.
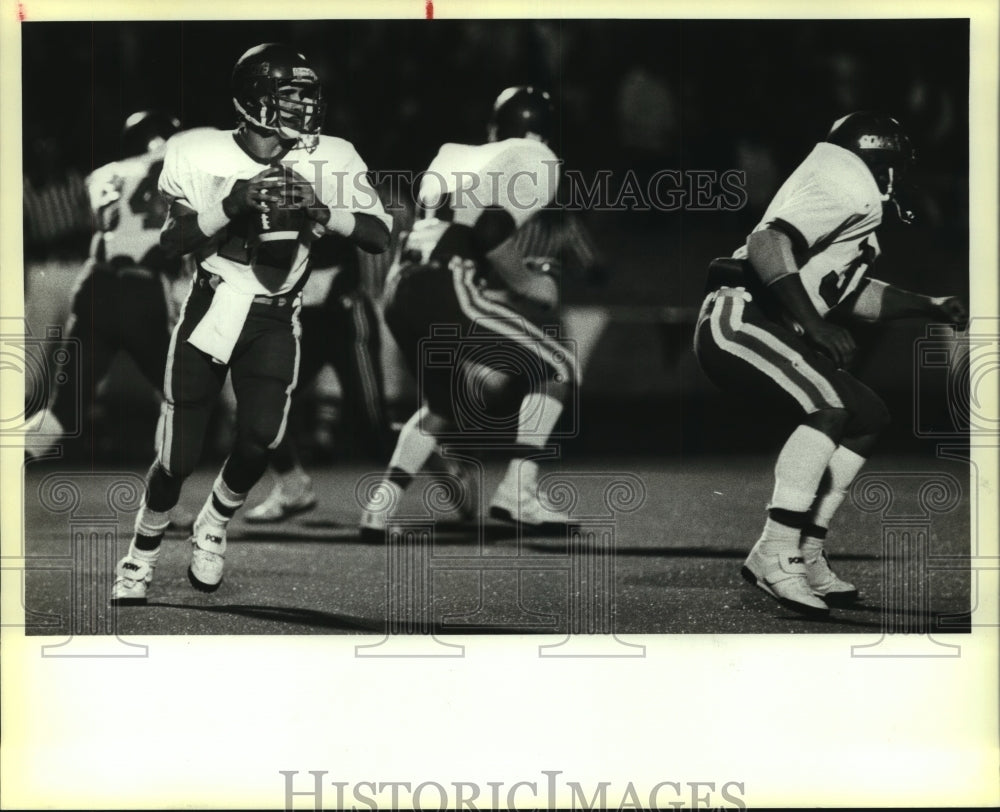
694, 112, 968, 617
111, 43, 391, 604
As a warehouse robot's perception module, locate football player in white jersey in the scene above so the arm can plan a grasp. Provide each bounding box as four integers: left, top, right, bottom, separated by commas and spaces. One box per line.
694, 112, 967, 616
111, 43, 391, 605
360, 86, 579, 537
24, 112, 194, 505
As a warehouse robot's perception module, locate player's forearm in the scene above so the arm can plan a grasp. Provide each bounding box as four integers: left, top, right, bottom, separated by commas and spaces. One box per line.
160, 210, 219, 256
877, 284, 940, 320
313, 208, 390, 254
747, 228, 826, 329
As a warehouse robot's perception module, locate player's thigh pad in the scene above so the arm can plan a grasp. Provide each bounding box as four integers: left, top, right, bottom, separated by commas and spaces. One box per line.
229, 309, 300, 452
449, 262, 576, 389
157, 293, 228, 476
695, 292, 847, 415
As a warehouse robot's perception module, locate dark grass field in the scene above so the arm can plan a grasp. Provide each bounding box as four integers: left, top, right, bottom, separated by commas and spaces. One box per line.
18, 452, 972, 638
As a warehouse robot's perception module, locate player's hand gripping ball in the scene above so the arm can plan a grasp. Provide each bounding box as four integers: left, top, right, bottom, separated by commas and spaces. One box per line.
245, 167, 312, 285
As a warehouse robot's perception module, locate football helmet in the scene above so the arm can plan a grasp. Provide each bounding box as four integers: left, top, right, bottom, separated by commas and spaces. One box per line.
489, 86, 555, 143
121, 110, 181, 158
232, 43, 325, 152
826, 111, 917, 224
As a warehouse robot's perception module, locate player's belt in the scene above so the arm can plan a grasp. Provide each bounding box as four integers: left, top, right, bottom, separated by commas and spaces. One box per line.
195, 266, 300, 308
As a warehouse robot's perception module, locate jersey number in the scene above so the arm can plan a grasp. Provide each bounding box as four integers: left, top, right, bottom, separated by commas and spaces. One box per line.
819, 238, 875, 309
127, 160, 167, 229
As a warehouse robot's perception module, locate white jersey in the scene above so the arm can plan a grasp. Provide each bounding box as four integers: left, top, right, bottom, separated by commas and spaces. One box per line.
400, 138, 560, 267
159, 128, 390, 297
86, 145, 169, 265
734, 141, 882, 317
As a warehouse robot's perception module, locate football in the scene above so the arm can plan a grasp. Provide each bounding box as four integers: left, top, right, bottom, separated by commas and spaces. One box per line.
247, 169, 311, 290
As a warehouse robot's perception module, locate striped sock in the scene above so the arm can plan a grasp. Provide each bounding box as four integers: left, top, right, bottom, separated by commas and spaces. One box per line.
133, 504, 170, 552
196, 470, 247, 534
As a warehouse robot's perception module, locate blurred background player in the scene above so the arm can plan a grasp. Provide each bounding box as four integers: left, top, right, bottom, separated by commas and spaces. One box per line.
25, 111, 196, 529
693, 111, 968, 616
243, 230, 394, 523
360, 86, 584, 536
111, 43, 391, 604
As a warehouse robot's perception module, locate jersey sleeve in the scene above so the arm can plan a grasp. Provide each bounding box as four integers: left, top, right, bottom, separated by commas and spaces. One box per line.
762, 176, 860, 257
463, 141, 560, 228
85, 163, 121, 217
320, 142, 392, 231
157, 135, 194, 209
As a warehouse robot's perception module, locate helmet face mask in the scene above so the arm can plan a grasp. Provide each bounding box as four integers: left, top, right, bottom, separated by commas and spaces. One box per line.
826, 111, 917, 224
232, 43, 326, 152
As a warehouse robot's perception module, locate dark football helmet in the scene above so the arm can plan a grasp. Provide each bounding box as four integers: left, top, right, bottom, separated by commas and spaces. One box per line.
121, 110, 181, 158
232, 43, 325, 152
826, 111, 917, 224
489, 86, 555, 143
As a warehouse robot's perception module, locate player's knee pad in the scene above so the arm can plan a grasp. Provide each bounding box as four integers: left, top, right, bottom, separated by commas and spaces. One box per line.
458, 360, 525, 414
233, 421, 280, 461
804, 407, 851, 441
845, 390, 891, 438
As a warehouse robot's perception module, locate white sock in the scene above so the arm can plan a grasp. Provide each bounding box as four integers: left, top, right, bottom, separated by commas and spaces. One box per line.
196, 470, 246, 534
134, 505, 170, 539
388, 406, 438, 477
760, 424, 837, 549
517, 393, 563, 446
769, 425, 838, 513
809, 445, 868, 531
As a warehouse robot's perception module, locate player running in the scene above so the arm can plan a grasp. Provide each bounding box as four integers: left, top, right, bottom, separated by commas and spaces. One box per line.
360, 86, 584, 537
25, 111, 196, 529
111, 43, 391, 604
694, 112, 968, 616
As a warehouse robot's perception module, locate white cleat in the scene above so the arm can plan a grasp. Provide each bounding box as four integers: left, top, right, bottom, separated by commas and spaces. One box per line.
489, 475, 573, 531
741, 539, 830, 617
804, 550, 859, 605
188, 527, 226, 592
245, 478, 318, 524
359, 480, 403, 541
111, 547, 159, 606
23, 409, 64, 459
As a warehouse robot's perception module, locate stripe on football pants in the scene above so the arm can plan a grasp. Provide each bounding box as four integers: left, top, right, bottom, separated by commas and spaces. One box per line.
350, 297, 383, 436
268, 297, 303, 451
156, 283, 194, 474
709, 296, 844, 412
451, 264, 577, 384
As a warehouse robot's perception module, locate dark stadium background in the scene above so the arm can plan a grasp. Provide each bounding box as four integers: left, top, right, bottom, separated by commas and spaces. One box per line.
21, 18, 970, 462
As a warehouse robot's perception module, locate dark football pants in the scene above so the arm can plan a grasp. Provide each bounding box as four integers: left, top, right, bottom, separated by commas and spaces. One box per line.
146, 277, 300, 511
51, 261, 172, 451
693, 288, 890, 439
383, 260, 577, 423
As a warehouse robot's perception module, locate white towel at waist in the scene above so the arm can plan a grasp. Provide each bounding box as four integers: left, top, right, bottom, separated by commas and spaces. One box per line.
187, 281, 255, 364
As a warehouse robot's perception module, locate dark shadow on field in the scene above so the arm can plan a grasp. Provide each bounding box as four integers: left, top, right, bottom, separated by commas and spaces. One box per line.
145, 602, 562, 634
521, 541, 882, 561
149, 602, 384, 632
